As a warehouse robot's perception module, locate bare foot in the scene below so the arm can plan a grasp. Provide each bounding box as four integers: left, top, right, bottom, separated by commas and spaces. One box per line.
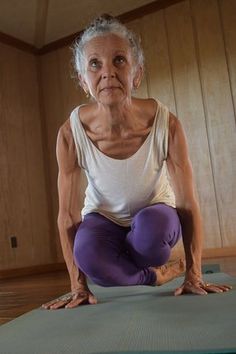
151, 259, 186, 286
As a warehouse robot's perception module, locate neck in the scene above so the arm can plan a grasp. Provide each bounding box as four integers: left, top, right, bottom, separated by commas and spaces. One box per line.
96, 98, 135, 130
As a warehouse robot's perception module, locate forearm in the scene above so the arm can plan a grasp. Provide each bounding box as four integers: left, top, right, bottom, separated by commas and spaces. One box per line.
177, 203, 203, 282
58, 216, 88, 292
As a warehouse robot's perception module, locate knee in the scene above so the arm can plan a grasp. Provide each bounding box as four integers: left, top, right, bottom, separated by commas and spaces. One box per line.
73, 236, 116, 286
134, 204, 173, 230
73, 235, 98, 275
129, 204, 181, 257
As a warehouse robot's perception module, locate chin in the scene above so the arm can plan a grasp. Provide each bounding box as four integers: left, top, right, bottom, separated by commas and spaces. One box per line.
98, 92, 128, 106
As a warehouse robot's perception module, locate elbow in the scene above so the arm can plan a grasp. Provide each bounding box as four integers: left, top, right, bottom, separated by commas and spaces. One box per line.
175, 196, 201, 216
176, 198, 197, 211
57, 212, 73, 230
176, 198, 203, 229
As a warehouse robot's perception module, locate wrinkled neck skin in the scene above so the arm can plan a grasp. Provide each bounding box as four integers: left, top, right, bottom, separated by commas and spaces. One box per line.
93, 97, 139, 135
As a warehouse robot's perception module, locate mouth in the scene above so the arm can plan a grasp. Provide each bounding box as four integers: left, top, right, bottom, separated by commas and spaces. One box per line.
100, 86, 121, 92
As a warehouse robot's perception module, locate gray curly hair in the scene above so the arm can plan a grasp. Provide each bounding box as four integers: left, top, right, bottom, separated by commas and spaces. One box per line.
71, 14, 144, 77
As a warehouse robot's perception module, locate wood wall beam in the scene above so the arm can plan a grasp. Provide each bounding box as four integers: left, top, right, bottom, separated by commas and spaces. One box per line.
0, 31, 37, 54
34, 0, 49, 49
118, 0, 184, 23
38, 0, 184, 55
0, 0, 185, 55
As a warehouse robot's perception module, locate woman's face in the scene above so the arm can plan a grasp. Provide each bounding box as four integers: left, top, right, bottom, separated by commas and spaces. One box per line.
80, 34, 141, 106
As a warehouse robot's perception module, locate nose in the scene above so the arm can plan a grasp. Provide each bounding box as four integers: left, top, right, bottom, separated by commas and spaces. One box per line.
101, 61, 115, 79
102, 72, 115, 79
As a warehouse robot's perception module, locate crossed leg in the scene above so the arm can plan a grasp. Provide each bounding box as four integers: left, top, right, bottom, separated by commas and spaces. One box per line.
73, 204, 184, 287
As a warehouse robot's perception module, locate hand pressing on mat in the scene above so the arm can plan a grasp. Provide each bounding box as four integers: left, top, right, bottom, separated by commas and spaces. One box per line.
174, 279, 232, 296
42, 288, 98, 310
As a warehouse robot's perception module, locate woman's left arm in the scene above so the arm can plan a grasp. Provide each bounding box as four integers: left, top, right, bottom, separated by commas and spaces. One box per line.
167, 112, 232, 295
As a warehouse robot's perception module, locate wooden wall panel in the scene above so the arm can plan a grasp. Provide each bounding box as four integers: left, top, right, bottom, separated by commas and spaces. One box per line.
164, 1, 221, 248
57, 46, 86, 118
1, 44, 31, 268
40, 47, 86, 262
40, 51, 65, 262
0, 44, 51, 269
57, 46, 89, 230
17, 51, 53, 265
220, 0, 236, 119
0, 54, 15, 267
127, 19, 149, 99
192, 0, 236, 247
141, 11, 176, 113
140, 11, 183, 254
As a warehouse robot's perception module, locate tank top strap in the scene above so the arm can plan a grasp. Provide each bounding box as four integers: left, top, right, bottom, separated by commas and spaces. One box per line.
153, 98, 170, 162
69, 105, 88, 169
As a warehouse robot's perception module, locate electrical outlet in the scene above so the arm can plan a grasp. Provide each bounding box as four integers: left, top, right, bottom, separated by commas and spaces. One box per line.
10, 236, 18, 248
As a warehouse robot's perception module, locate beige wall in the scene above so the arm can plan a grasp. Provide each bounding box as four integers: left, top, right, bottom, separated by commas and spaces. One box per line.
0, 43, 55, 269
1, 0, 236, 269
134, 0, 236, 250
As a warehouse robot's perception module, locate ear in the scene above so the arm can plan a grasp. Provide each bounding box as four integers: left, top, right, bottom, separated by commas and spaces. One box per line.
133, 65, 143, 90
78, 73, 89, 93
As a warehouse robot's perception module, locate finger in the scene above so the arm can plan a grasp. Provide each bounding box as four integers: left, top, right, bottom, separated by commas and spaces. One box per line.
190, 287, 208, 295
42, 293, 73, 309
204, 285, 223, 293
88, 294, 98, 304
42, 299, 63, 309
50, 300, 71, 310
218, 284, 233, 290
203, 284, 232, 293
66, 293, 99, 308
176, 284, 208, 296
42, 302, 53, 309
174, 286, 184, 296
65, 296, 88, 309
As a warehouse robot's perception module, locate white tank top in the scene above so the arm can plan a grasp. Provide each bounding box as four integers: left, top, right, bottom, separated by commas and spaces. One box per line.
70, 99, 176, 226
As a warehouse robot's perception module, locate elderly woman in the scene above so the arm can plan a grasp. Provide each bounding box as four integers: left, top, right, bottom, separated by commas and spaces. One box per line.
43, 15, 231, 310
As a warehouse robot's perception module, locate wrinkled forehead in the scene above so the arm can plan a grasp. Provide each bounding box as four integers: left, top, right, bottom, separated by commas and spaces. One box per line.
83, 33, 132, 58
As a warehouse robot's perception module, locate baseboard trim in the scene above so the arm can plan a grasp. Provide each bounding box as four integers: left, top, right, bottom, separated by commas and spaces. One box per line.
0, 263, 67, 280
1, 247, 236, 279
171, 247, 236, 260
202, 247, 236, 258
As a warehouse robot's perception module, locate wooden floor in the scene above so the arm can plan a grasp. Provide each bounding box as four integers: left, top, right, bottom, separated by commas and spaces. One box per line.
0, 257, 236, 326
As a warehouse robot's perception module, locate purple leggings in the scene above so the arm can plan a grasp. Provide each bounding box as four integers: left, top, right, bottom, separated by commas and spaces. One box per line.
73, 203, 182, 287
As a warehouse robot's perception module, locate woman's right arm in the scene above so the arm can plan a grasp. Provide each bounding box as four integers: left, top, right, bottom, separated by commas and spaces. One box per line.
42, 120, 97, 309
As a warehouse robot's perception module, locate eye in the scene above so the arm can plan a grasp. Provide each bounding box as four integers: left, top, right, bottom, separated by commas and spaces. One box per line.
88, 58, 101, 70
114, 55, 126, 65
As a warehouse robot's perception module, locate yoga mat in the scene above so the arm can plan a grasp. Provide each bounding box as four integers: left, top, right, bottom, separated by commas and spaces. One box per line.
0, 273, 235, 354
201, 264, 221, 274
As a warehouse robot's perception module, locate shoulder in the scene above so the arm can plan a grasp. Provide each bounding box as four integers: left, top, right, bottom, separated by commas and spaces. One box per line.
76, 102, 98, 126
132, 97, 159, 127
58, 103, 90, 141
168, 112, 186, 143
167, 112, 190, 166
56, 117, 78, 170
57, 118, 74, 147
133, 97, 158, 114
58, 103, 82, 144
